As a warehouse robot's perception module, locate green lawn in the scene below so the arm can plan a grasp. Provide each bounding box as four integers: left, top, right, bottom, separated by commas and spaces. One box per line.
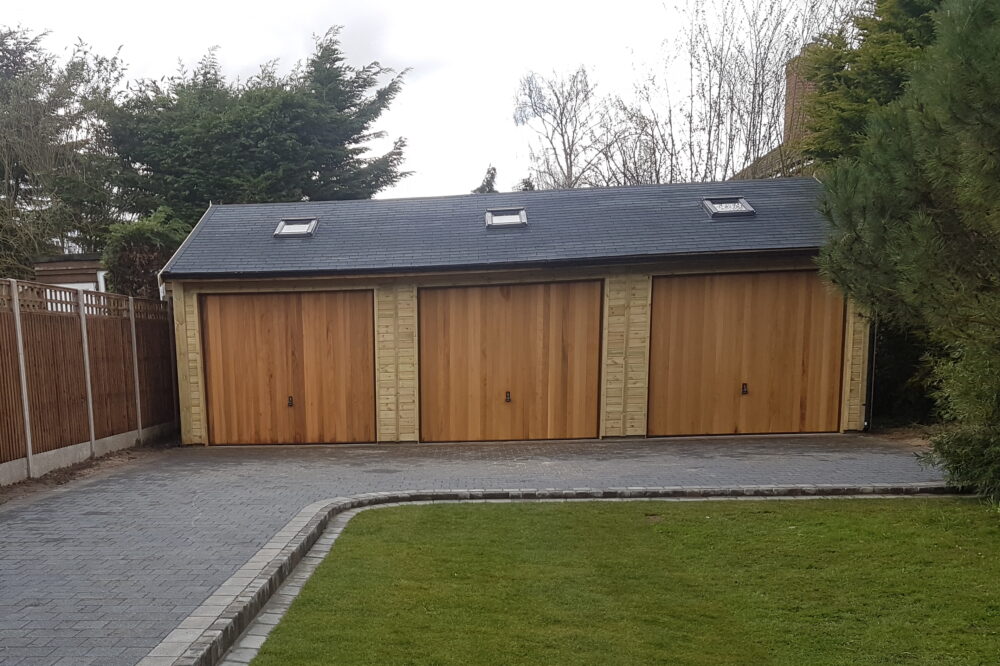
252, 499, 1000, 665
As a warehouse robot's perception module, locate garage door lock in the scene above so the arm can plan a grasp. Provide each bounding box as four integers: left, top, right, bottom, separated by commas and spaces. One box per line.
288, 395, 294, 407
505, 391, 511, 403
741, 383, 749, 395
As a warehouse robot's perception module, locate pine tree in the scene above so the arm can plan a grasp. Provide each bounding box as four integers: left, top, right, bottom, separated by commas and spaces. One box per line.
801, 0, 941, 161
802, 0, 942, 425
514, 177, 536, 191
821, 0, 1000, 498
471, 165, 498, 194
107, 29, 408, 224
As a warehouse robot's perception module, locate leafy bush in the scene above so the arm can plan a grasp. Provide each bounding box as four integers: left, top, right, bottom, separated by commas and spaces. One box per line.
924, 343, 1000, 501
927, 427, 1000, 501
102, 207, 188, 299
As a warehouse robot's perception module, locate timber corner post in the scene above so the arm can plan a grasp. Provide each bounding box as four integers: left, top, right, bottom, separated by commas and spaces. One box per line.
840, 300, 873, 432
170, 282, 209, 446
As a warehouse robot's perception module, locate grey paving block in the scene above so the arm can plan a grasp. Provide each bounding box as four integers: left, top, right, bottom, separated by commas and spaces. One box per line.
1, 434, 945, 665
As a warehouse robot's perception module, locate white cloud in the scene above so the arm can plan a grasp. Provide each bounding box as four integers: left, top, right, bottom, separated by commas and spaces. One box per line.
8, 0, 682, 198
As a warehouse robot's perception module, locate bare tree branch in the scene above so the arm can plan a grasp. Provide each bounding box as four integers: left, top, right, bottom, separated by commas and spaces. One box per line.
514, 0, 865, 188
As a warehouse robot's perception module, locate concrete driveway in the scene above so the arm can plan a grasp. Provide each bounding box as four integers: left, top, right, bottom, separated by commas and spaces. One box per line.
0, 434, 942, 665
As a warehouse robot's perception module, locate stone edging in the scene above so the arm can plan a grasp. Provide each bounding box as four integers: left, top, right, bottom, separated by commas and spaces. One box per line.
145, 482, 958, 666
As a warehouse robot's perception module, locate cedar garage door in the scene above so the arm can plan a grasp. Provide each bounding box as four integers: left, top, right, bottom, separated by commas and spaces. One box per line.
201, 291, 375, 444
647, 271, 845, 436
419, 281, 602, 442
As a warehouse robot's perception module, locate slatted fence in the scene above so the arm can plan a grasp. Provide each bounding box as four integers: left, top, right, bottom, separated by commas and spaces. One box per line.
0, 279, 177, 484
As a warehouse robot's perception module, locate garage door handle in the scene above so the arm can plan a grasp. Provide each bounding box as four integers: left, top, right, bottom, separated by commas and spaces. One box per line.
288, 395, 294, 407
741, 383, 748, 395
505, 391, 511, 403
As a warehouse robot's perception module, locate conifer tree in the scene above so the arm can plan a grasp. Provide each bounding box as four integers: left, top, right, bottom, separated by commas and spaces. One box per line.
801, 0, 941, 161
821, 0, 1000, 498
802, 0, 942, 424
471, 165, 498, 194
107, 29, 408, 224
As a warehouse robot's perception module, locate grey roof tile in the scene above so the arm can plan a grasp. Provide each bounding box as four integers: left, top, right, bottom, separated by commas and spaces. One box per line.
161, 177, 826, 278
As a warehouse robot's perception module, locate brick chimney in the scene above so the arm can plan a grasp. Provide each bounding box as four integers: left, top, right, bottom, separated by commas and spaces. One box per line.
783, 47, 817, 145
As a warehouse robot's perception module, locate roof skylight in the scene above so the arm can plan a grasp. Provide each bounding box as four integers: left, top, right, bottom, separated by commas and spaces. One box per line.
702, 197, 755, 218
485, 208, 527, 227
274, 218, 318, 237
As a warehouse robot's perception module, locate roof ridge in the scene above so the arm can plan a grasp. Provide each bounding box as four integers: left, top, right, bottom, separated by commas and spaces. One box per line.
207, 177, 819, 209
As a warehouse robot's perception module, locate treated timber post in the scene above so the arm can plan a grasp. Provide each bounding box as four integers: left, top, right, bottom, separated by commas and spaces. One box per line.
167, 296, 179, 426
128, 297, 144, 444
78, 290, 96, 459
9, 279, 34, 478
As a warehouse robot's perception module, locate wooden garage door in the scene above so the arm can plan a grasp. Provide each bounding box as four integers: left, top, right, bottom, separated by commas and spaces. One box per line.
420, 281, 602, 442
647, 271, 845, 436
201, 291, 375, 444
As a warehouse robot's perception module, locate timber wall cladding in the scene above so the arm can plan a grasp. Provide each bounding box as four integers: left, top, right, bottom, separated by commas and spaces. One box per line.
200, 291, 376, 444
647, 271, 846, 436
175, 283, 207, 443
375, 285, 418, 442
841, 301, 871, 431
419, 280, 603, 442
601, 274, 652, 437
171, 257, 867, 445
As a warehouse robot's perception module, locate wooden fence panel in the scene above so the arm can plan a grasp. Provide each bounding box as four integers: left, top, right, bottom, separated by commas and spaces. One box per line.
18, 284, 90, 455
0, 280, 175, 477
87, 312, 138, 439
0, 283, 27, 464
135, 300, 174, 426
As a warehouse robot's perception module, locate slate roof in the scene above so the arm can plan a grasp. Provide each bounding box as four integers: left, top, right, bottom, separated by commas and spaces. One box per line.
161, 177, 826, 279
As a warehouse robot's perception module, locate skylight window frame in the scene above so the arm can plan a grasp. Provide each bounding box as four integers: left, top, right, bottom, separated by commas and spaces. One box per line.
274, 218, 318, 237
702, 197, 755, 219
485, 207, 528, 228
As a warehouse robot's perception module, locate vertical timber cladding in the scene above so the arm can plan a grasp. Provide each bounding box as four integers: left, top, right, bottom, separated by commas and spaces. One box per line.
419, 280, 603, 442
647, 271, 845, 436
200, 290, 375, 444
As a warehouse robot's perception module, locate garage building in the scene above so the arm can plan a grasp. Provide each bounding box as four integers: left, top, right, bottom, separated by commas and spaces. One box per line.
160, 178, 871, 445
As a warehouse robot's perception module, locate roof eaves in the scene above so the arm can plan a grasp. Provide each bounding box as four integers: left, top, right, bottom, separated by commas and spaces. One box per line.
158, 205, 219, 281
161, 247, 821, 281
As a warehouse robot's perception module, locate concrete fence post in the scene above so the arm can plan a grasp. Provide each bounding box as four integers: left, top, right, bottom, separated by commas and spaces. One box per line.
9, 279, 34, 478
128, 297, 144, 444
78, 290, 96, 459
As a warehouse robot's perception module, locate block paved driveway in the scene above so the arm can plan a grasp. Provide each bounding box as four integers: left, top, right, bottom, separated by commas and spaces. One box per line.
0, 434, 941, 665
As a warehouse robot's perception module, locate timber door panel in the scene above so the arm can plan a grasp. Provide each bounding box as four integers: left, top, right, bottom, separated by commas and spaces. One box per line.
300, 291, 376, 444
646, 275, 746, 436
419, 281, 602, 442
201, 291, 374, 444
647, 271, 845, 436
201, 293, 299, 444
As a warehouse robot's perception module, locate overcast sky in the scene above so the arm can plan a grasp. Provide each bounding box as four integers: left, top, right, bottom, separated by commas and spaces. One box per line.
8, 0, 683, 199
